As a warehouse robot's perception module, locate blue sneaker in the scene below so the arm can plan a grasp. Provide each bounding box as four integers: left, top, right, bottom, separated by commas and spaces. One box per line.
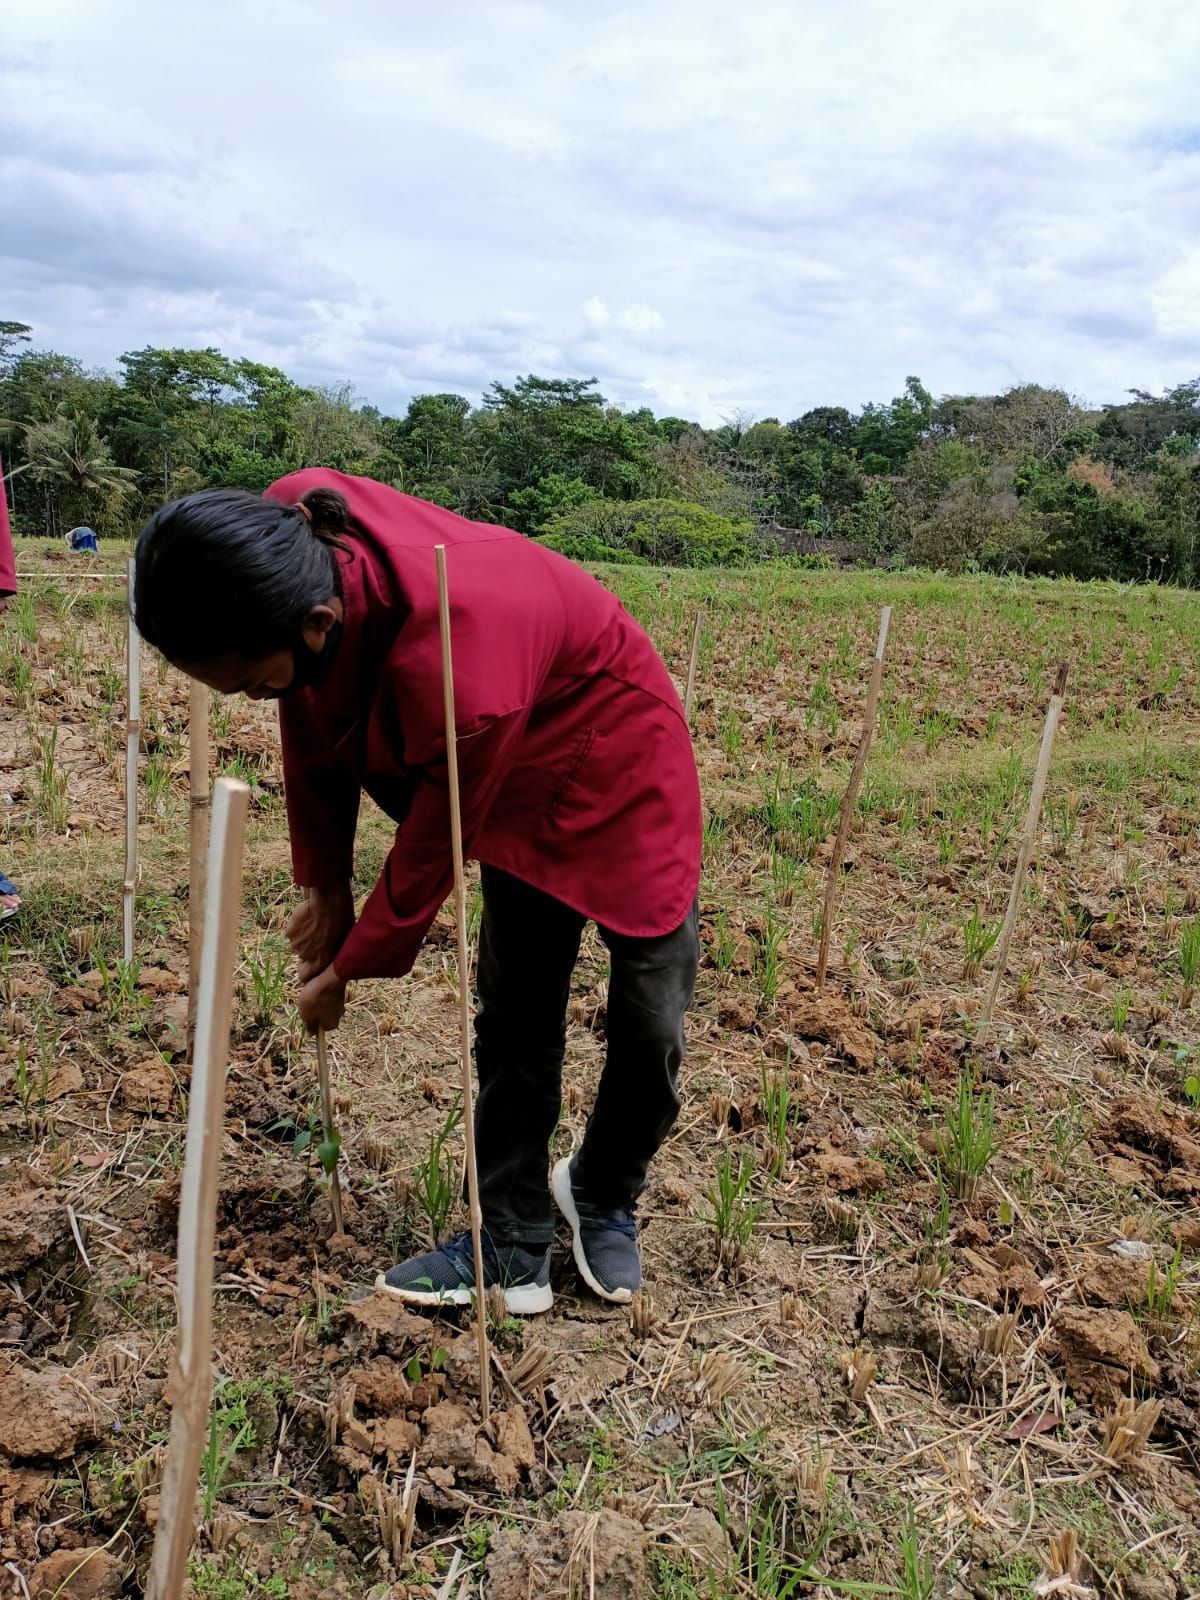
551, 1154, 640, 1304
375, 1230, 552, 1316
0, 872, 19, 921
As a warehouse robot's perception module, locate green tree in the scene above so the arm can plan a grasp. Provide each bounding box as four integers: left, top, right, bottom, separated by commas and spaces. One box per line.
483, 375, 653, 510
650, 425, 751, 517
0, 321, 32, 374
958, 384, 1090, 463
540, 498, 753, 566
834, 481, 907, 559
23, 409, 138, 537
1094, 381, 1200, 470
853, 376, 933, 472
507, 473, 599, 534
1150, 450, 1200, 583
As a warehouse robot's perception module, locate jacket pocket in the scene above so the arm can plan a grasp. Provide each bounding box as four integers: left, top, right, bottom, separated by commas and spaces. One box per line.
545, 727, 597, 822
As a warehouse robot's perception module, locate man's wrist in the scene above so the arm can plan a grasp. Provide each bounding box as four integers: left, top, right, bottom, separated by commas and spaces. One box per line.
309, 880, 353, 902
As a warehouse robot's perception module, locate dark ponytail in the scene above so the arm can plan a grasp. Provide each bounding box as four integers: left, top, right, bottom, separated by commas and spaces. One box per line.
134, 487, 350, 665
297, 487, 352, 548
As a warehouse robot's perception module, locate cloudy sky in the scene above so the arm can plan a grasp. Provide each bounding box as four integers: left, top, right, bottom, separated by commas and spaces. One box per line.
3, 0, 1199, 425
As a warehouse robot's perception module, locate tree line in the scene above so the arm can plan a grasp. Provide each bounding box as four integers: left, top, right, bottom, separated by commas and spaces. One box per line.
2, 320, 1198, 583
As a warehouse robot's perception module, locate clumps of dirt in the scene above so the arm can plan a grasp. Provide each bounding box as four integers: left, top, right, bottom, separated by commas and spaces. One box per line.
340, 1293, 435, 1358
956, 1242, 1047, 1310
117, 1058, 180, 1115
29, 1547, 124, 1600
718, 979, 884, 1070
224, 1055, 300, 1130
0, 1466, 54, 1563
898, 997, 947, 1037
0, 1358, 100, 1460
1050, 1307, 1160, 1408
884, 997, 968, 1078
1074, 1248, 1152, 1308
487, 1508, 646, 1600
134, 965, 182, 997
532, 1314, 634, 1410
332, 1376, 539, 1505
417, 1400, 535, 1500
320, 1309, 545, 1517
861, 1291, 980, 1398
1096, 1097, 1200, 1199
154, 1161, 308, 1240
801, 1147, 887, 1195
0, 1167, 69, 1274
781, 990, 879, 1072
717, 992, 759, 1030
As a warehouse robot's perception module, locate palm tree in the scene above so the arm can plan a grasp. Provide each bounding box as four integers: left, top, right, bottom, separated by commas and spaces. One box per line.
23, 409, 138, 538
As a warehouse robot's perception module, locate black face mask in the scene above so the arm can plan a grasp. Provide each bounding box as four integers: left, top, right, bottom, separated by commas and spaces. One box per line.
266, 619, 344, 698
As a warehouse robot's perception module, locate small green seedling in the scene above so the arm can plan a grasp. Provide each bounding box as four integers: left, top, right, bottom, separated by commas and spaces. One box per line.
413, 1096, 464, 1246
935, 1063, 997, 1200
704, 1149, 763, 1276
1145, 1245, 1184, 1322
761, 1064, 794, 1178
961, 905, 1000, 981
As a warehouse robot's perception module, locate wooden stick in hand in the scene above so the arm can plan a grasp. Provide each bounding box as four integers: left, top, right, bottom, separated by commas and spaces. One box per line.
316, 1025, 346, 1235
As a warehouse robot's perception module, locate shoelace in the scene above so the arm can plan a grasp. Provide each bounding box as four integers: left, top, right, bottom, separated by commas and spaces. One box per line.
575, 1206, 639, 1241
437, 1231, 491, 1283
436, 1231, 541, 1284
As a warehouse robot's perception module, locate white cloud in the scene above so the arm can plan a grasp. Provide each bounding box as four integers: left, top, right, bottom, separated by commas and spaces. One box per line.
615, 304, 664, 334
2, 0, 1199, 423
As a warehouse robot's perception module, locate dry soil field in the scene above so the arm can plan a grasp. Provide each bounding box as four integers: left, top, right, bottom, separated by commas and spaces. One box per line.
2, 545, 1199, 1600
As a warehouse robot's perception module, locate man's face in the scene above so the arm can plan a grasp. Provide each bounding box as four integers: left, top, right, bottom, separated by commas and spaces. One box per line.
178, 602, 341, 700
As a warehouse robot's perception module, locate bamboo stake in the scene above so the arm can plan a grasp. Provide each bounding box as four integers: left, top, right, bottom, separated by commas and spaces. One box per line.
315, 1027, 346, 1235
435, 543, 491, 1424
980, 662, 1069, 1035
683, 608, 703, 725
815, 606, 892, 989
187, 681, 211, 1058
122, 558, 141, 966
146, 778, 250, 1600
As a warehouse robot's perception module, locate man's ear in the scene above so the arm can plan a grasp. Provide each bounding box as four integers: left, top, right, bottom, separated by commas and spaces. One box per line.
300, 604, 339, 654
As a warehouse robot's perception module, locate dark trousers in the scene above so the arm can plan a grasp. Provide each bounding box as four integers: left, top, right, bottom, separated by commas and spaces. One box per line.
472, 866, 699, 1247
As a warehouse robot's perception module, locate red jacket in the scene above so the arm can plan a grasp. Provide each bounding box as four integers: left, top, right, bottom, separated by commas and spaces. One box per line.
263, 471, 702, 982
0, 453, 16, 596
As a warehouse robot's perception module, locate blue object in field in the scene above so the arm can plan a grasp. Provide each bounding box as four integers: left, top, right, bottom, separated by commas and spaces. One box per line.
67, 526, 98, 552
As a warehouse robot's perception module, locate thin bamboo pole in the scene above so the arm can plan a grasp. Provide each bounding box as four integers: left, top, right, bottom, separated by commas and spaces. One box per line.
435, 543, 492, 1424
815, 606, 892, 989
146, 778, 250, 1600
122, 558, 141, 966
187, 681, 210, 1059
315, 1026, 346, 1235
683, 608, 703, 725
980, 662, 1069, 1035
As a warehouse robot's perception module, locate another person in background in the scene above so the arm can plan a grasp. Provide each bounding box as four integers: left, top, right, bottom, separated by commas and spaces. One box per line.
0, 454, 19, 918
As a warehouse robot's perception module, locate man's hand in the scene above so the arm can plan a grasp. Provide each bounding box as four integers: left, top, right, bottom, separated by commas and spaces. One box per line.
297, 964, 348, 1034
287, 882, 355, 982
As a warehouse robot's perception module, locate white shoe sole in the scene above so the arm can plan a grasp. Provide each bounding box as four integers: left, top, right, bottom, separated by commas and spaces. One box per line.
551, 1157, 635, 1305
373, 1273, 553, 1316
